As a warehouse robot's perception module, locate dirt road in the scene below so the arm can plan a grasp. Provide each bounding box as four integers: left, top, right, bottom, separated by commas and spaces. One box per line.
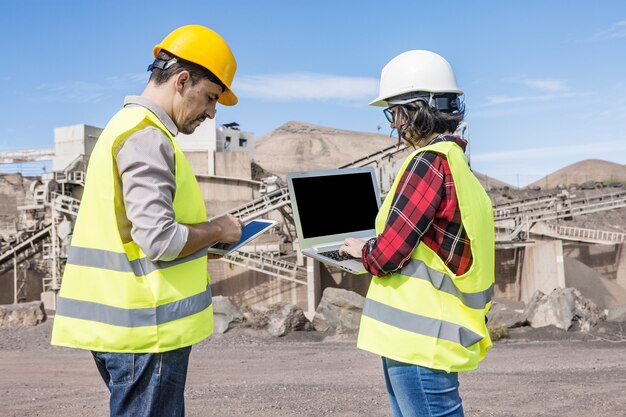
1, 320, 625, 417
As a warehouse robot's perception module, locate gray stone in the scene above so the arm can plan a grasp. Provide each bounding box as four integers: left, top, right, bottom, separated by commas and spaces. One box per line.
0, 301, 46, 327
249, 302, 311, 337
525, 289, 575, 330
212, 296, 243, 334
606, 304, 626, 322
487, 301, 527, 328
312, 287, 365, 333
525, 288, 605, 331
573, 289, 607, 331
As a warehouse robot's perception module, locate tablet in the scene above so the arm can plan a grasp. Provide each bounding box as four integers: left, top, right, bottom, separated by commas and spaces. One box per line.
207, 219, 277, 255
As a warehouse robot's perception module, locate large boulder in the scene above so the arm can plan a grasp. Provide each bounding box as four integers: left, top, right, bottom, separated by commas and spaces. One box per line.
0, 301, 46, 327
212, 296, 244, 334
487, 301, 527, 328
525, 288, 605, 331
247, 302, 311, 337
312, 287, 364, 333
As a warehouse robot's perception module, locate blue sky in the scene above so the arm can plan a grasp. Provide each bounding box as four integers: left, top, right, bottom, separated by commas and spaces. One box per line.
1, 1, 625, 185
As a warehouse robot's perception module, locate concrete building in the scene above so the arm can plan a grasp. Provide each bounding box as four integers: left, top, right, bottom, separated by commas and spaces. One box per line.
216, 122, 254, 156
52, 124, 102, 172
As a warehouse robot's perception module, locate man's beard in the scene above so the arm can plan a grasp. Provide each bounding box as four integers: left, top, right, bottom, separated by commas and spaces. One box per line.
180, 116, 206, 135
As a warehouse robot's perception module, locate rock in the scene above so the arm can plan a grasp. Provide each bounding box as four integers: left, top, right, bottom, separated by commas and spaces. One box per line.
247, 302, 311, 337
487, 301, 527, 328
573, 289, 607, 331
212, 296, 244, 334
312, 288, 364, 333
525, 288, 605, 331
606, 304, 626, 322
0, 301, 46, 327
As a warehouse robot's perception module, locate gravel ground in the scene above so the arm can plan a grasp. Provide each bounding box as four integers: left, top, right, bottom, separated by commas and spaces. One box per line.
1, 318, 626, 417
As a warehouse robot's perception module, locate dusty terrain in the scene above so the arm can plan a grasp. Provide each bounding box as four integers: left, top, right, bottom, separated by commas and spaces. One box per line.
254, 121, 405, 175
1, 319, 626, 417
528, 159, 626, 189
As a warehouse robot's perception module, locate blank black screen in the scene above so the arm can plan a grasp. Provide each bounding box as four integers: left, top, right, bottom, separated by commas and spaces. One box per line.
291, 172, 379, 239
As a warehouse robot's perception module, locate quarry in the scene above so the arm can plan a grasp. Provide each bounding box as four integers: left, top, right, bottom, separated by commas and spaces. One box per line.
1, 119, 626, 416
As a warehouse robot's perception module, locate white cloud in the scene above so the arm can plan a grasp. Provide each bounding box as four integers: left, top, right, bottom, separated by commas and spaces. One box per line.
32, 81, 108, 103
594, 20, 626, 40
522, 78, 567, 92
472, 139, 626, 162
475, 91, 592, 109
233, 72, 379, 102
471, 77, 573, 112
483, 94, 548, 106
105, 73, 149, 86
29, 73, 146, 104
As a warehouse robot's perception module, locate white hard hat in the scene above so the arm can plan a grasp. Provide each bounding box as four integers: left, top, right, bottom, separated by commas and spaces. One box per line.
370, 50, 463, 107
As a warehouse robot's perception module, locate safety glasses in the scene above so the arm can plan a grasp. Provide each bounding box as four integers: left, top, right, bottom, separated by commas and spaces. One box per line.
383, 106, 396, 123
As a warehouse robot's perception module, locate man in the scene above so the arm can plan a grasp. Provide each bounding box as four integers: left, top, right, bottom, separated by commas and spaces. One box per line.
51, 25, 242, 417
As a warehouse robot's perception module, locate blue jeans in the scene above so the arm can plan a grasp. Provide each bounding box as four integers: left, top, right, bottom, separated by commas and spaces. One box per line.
382, 357, 464, 417
92, 346, 192, 417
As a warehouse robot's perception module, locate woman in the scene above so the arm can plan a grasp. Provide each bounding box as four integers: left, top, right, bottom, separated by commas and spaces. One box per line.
339, 50, 494, 417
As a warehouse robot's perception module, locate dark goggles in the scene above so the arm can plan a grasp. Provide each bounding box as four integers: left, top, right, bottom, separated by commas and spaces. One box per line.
147, 58, 178, 72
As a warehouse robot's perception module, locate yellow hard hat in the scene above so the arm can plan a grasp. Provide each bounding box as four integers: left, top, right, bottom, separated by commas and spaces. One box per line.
154, 25, 238, 106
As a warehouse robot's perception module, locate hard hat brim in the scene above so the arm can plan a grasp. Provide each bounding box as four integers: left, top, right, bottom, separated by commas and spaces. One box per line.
219, 88, 238, 106
369, 96, 388, 107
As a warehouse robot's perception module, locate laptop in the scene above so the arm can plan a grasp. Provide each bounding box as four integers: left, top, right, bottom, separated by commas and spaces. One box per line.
286, 167, 381, 274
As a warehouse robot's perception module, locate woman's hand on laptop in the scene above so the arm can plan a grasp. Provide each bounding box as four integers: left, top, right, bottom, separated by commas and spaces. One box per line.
339, 238, 365, 258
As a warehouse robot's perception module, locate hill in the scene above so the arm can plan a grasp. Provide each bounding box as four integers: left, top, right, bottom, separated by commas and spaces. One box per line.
254, 121, 396, 174
529, 159, 626, 189
253, 121, 509, 190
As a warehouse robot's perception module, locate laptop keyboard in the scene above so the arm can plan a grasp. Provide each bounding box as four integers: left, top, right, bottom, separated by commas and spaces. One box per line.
318, 250, 357, 261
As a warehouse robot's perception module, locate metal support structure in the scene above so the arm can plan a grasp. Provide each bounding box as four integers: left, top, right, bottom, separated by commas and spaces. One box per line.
49, 211, 59, 291
494, 189, 626, 242
216, 186, 291, 222
221, 251, 306, 285
13, 256, 17, 304
338, 143, 409, 169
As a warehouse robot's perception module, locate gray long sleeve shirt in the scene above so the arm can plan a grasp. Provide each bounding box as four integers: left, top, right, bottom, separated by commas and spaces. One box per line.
115, 96, 189, 261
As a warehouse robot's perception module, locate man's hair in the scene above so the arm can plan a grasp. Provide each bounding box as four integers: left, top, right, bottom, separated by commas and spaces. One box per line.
148, 50, 226, 91
395, 100, 464, 145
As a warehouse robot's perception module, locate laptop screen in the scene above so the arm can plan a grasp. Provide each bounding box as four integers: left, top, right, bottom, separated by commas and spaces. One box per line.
289, 170, 380, 239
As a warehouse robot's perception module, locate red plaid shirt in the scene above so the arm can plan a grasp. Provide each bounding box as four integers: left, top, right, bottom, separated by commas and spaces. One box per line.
362, 135, 473, 277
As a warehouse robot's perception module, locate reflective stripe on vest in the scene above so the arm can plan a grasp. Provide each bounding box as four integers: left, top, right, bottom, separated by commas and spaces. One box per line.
402, 258, 493, 310
362, 299, 483, 347
57, 285, 212, 328
67, 246, 208, 276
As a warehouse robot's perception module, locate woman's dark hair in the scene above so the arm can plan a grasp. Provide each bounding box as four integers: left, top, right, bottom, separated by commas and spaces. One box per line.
148, 50, 226, 91
395, 99, 465, 145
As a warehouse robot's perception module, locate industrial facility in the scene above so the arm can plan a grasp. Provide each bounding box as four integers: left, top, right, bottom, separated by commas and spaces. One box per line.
1, 120, 626, 317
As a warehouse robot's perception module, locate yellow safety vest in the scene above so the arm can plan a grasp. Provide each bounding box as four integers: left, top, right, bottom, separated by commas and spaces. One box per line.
51, 106, 212, 353
357, 140, 494, 372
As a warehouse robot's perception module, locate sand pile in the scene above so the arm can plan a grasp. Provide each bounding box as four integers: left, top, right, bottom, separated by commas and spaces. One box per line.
530, 159, 626, 189
564, 257, 626, 309
253, 121, 512, 192
254, 121, 396, 175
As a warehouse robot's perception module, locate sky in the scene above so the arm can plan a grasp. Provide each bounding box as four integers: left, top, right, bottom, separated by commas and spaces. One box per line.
1, 0, 625, 185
